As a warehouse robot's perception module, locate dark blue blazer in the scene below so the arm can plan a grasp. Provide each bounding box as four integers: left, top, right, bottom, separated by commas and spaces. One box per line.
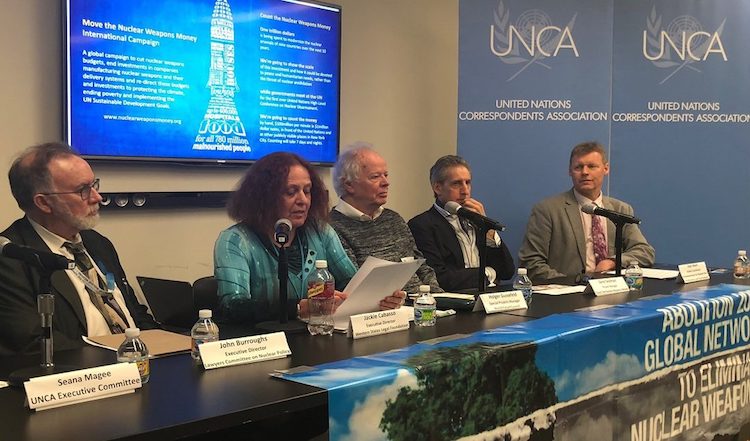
408, 206, 515, 291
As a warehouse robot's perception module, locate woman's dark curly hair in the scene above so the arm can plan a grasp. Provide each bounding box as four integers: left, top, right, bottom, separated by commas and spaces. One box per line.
227, 152, 329, 233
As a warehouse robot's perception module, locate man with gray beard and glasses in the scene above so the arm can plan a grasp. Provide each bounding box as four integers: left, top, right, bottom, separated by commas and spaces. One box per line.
0, 142, 156, 355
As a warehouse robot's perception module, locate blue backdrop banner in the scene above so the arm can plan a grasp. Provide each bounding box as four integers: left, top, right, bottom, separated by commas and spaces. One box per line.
458, 0, 750, 267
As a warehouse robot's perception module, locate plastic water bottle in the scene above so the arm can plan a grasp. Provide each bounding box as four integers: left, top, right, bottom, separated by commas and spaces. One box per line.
734, 250, 750, 279
116, 328, 150, 384
513, 268, 533, 305
307, 260, 335, 336
624, 261, 644, 291
191, 309, 219, 364
414, 285, 436, 327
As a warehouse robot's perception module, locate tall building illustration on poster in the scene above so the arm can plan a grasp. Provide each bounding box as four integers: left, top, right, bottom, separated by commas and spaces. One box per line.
193, 0, 250, 154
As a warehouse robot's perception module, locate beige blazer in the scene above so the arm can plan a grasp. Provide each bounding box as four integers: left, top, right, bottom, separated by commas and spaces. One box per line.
518, 190, 655, 282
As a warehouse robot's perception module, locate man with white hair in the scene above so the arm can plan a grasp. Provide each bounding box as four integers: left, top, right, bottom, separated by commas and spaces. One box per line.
329, 143, 443, 294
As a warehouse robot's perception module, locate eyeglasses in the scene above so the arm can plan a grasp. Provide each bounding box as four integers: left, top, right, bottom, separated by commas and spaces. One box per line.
40, 178, 100, 200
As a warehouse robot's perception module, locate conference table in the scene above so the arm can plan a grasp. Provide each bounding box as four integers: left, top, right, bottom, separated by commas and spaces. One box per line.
1, 271, 747, 440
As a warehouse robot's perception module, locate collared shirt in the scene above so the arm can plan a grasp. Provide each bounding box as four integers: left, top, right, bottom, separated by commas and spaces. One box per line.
433, 202, 502, 285
334, 199, 385, 221
28, 219, 135, 336
573, 189, 608, 272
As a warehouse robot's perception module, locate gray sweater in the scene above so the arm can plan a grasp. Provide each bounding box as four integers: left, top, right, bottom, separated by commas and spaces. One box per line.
329, 208, 443, 293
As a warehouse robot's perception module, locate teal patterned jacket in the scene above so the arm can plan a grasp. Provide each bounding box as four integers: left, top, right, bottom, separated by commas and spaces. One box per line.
214, 222, 357, 324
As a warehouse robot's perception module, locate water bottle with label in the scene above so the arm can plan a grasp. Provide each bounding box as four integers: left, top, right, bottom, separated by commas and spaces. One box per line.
116, 328, 150, 383
307, 260, 335, 335
624, 261, 644, 291
191, 309, 220, 364
414, 285, 436, 327
734, 250, 750, 279
513, 268, 533, 305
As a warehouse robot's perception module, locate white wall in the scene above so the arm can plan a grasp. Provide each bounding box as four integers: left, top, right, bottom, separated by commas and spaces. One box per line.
0, 0, 457, 287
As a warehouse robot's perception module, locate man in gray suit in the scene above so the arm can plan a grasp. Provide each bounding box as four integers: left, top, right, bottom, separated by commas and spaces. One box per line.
519, 141, 655, 282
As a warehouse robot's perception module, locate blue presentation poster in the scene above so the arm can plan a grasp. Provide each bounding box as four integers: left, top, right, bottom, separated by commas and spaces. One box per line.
66, 0, 341, 164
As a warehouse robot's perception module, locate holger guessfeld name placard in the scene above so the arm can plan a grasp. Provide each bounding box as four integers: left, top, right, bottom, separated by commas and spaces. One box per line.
473, 291, 528, 313
25, 363, 142, 411
199, 332, 291, 370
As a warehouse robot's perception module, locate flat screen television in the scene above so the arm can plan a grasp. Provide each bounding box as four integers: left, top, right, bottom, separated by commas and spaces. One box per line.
64, 0, 341, 165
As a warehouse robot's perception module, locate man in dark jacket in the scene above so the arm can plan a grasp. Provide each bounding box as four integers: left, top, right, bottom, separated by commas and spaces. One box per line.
409, 155, 515, 291
0, 142, 157, 355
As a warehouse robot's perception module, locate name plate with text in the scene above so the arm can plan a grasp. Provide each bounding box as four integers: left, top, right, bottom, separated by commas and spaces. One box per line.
200, 332, 291, 370
349, 308, 411, 339
25, 363, 141, 411
589, 277, 630, 297
473, 291, 527, 313
678, 262, 710, 284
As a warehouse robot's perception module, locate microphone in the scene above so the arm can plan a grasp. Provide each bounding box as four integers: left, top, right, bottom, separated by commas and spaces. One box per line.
0, 236, 74, 271
444, 201, 506, 231
274, 219, 292, 245
581, 204, 641, 225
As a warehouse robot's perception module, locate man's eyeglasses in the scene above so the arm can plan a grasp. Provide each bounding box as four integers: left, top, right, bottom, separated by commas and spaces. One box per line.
40, 178, 100, 200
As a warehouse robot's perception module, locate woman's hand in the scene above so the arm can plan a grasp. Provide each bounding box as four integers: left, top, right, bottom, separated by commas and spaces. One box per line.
298, 291, 349, 319
379, 290, 406, 310
333, 290, 349, 312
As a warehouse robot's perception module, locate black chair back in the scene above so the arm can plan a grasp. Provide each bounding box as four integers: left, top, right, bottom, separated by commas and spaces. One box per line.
137, 276, 196, 330
193, 276, 219, 313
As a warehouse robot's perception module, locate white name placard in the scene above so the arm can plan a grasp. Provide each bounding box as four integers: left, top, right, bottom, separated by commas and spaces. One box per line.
25, 363, 141, 411
678, 262, 710, 284
349, 308, 410, 339
199, 332, 291, 370
473, 291, 528, 313
589, 277, 630, 297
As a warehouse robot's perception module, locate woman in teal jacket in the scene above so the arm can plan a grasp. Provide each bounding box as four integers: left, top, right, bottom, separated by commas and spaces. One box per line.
214, 152, 403, 325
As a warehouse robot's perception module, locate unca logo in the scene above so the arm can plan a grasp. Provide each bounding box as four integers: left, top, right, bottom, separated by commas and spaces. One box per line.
490, 0, 579, 82
643, 5, 727, 84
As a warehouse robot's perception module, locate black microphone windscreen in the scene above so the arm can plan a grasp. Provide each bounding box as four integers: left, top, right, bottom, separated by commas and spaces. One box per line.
274, 218, 292, 231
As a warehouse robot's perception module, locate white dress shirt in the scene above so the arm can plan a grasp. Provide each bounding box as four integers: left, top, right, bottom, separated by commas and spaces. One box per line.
29, 219, 136, 336
334, 199, 384, 221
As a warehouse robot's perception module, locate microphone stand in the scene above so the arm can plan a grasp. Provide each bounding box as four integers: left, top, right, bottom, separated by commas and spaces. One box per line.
278, 245, 289, 324
256, 231, 306, 334
614, 221, 625, 276
476, 224, 488, 294
9, 271, 76, 387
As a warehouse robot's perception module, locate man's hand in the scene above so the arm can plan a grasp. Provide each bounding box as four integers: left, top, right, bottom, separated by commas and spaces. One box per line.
461, 197, 486, 216
462, 197, 500, 241
594, 259, 616, 273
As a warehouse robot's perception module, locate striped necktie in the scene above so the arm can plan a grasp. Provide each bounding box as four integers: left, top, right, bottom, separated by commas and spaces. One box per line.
63, 242, 126, 334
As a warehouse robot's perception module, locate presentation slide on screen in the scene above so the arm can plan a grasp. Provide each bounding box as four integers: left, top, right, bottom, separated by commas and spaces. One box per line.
66, 0, 340, 163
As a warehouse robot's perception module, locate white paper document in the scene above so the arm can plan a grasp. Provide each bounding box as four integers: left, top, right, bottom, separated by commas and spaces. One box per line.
534, 284, 587, 295
641, 268, 680, 279
605, 268, 679, 279
333, 256, 423, 331
433, 293, 476, 301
